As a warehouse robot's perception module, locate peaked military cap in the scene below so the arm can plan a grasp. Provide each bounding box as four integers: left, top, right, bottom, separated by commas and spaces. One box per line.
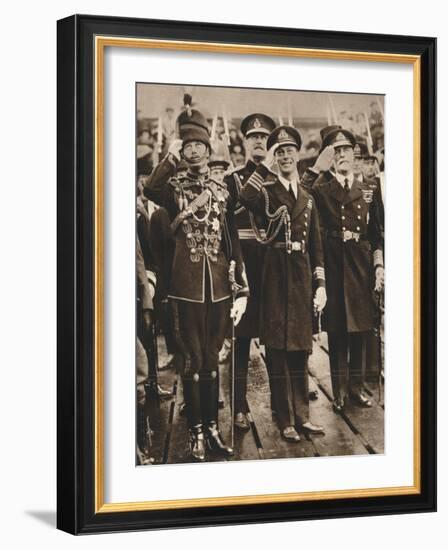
354, 141, 369, 159
208, 158, 230, 170
177, 108, 210, 147
267, 125, 302, 151
320, 125, 356, 150
240, 113, 276, 137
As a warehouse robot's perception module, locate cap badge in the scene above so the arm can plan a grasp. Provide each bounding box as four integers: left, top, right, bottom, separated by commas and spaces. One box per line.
253, 118, 261, 129
278, 129, 289, 141
335, 132, 346, 142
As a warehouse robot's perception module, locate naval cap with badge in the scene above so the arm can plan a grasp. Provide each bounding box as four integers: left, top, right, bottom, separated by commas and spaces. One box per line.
208, 157, 230, 170
177, 108, 211, 149
267, 125, 302, 152
320, 124, 357, 151
240, 113, 276, 138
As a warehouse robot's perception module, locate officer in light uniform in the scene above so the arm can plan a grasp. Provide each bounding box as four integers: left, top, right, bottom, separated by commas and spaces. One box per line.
301, 126, 384, 412
240, 126, 327, 442
144, 108, 249, 461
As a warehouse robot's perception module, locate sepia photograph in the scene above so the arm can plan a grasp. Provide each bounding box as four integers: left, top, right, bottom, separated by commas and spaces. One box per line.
135, 83, 385, 466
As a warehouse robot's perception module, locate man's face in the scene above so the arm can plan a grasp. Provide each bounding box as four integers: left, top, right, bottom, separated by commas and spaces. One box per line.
334, 145, 354, 175
182, 141, 209, 166
353, 156, 363, 176
274, 145, 300, 176
363, 158, 378, 178
244, 132, 268, 161
210, 167, 226, 183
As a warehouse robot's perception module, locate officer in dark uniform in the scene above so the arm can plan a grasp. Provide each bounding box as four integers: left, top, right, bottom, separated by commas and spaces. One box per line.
301, 126, 384, 412
224, 113, 276, 430
144, 108, 249, 461
240, 126, 327, 441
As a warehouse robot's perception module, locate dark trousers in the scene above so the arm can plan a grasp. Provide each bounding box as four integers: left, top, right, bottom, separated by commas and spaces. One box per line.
235, 338, 276, 415
234, 337, 250, 414
327, 331, 367, 401
155, 298, 177, 355
268, 349, 309, 431
174, 296, 230, 428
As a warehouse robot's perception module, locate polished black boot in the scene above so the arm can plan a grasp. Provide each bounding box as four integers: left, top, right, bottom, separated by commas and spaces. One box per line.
189, 425, 206, 462
206, 422, 234, 457
136, 403, 154, 465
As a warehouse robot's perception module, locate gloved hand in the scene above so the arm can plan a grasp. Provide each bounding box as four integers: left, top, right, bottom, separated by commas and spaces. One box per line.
312, 145, 335, 173
230, 297, 248, 326
375, 266, 385, 292
313, 286, 327, 313
262, 143, 279, 170
168, 139, 183, 161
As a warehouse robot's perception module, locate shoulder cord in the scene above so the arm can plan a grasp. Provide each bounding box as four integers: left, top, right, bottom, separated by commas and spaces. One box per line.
251, 186, 291, 246
233, 172, 291, 244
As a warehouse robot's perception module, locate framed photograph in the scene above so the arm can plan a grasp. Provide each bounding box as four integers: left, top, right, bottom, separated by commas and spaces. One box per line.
57, 14, 436, 534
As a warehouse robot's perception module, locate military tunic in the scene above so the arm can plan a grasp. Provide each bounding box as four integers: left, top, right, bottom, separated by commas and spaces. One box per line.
303, 173, 383, 333
224, 160, 266, 338
144, 154, 249, 304
240, 163, 326, 352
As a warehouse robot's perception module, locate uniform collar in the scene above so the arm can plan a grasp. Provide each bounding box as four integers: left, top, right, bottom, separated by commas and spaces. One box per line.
335, 172, 354, 189
278, 172, 299, 198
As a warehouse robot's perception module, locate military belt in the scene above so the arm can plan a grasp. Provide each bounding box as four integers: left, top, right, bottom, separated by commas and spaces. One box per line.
270, 241, 306, 254
328, 230, 364, 243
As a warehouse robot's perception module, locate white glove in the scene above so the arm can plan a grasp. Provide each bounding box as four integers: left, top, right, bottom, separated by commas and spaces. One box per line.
312, 145, 335, 173
313, 287, 327, 313
168, 139, 183, 161
230, 297, 248, 326
262, 143, 279, 170
375, 266, 385, 293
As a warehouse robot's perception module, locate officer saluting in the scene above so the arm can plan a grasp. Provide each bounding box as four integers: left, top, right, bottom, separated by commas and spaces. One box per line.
224, 113, 276, 431
303, 126, 384, 412
240, 126, 327, 442
144, 107, 249, 461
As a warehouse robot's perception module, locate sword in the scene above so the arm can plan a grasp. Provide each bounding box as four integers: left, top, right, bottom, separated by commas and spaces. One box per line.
228, 260, 242, 449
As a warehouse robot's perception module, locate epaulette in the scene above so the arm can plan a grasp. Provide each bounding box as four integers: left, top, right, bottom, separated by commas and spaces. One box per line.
263, 172, 277, 186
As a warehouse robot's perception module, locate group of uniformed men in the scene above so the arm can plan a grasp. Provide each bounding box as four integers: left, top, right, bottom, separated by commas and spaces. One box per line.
136, 103, 384, 464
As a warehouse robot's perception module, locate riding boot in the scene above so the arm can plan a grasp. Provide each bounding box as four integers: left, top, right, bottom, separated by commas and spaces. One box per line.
182, 372, 202, 429
200, 369, 219, 427
206, 421, 234, 457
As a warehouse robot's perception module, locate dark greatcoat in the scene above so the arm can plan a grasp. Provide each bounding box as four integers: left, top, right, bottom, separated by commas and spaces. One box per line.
240, 164, 325, 352
224, 160, 265, 338
304, 174, 383, 333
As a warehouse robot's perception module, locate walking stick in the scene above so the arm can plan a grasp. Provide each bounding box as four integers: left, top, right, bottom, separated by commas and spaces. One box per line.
228, 260, 241, 449
375, 289, 384, 405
